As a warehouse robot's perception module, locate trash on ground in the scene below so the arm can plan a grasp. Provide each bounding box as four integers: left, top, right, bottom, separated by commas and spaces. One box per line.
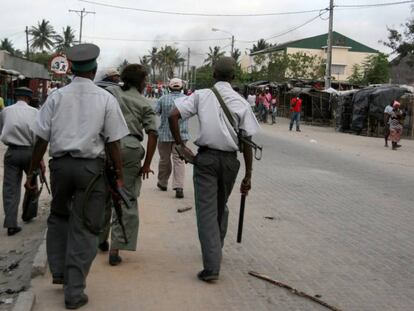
177, 206, 192, 213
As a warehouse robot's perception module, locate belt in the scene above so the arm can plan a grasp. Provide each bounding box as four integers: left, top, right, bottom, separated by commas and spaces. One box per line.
127, 134, 143, 141
198, 146, 237, 156
8, 144, 32, 149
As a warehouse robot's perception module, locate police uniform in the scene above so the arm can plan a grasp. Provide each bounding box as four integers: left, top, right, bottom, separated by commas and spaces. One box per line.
174, 59, 260, 277
31, 44, 129, 306
0, 87, 37, 234
106, 84, 157, 251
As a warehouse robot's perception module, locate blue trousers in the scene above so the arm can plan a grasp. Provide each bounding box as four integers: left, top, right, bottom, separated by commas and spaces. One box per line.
290, 112, 301, 130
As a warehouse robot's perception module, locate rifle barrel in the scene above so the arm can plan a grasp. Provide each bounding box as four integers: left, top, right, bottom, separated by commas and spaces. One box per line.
237, 194, 246, 243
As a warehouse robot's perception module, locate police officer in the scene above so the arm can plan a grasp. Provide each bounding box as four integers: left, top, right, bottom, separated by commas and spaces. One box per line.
26, 43, 129, 309
169, 57, 260, 282
105, 64, 158, 266
1, 87, 38, 236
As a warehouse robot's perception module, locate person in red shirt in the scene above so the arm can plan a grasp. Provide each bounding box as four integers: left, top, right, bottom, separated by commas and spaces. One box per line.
290, 95, 302, 132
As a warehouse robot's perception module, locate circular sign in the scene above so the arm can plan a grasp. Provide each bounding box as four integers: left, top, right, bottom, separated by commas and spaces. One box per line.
49, 54, 69, 75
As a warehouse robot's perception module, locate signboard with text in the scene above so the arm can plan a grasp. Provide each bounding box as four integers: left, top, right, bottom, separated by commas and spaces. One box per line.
49, 54, 69, 75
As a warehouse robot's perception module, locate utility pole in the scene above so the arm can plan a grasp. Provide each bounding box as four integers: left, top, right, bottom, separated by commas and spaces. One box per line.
325, 0, 334, 89
231, 35, 235, 56
25, 26, 30, 60
69, 8, 95, 43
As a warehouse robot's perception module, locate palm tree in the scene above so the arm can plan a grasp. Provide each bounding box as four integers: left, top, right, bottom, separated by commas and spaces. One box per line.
55, 26, 76, 52
157, 45, 185, 81
231, 48, 241, 63
30, 19, 56, 52
204, 46, 225, 66
118, 59, 129, 72
147, 47, 159, 83
250, 39, 271, 53
139, 55, 151, 73
0, 38, 15, 54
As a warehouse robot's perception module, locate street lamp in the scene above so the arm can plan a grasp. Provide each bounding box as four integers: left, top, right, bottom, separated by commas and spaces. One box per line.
211, 28, 235, 56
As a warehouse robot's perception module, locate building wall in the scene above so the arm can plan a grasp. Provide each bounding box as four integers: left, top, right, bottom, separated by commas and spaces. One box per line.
246, 47, 378, 81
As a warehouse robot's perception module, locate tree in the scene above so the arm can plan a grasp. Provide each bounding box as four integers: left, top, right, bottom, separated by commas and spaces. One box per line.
267, 53, 290, 81
0, 38, 14, 54
285, 52, 324, 80
204, 46, 225, 66
55, 26, 76, 52
118, 59, 129, 72
383, 12, 414, 66
250, 39, 271, 53
30, 19, 56, 52
147, 47, 159, 82
231, 48, 241, 63
194, 65, 215, 89
157, 45, 185, 80
139, 55, 151, 73
348, 64, 364, 85
362, 53, 390, 84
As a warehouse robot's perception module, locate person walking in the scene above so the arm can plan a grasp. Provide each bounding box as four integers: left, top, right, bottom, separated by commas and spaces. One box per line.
246, 90, 256, 111
389, 101, 404, 150
26, 43, 129, 309
271, 93, 279, 124
289, 95, 302, 132
168, 57, 260, 282
1, 87, 38, 236
106, 64, 158, 266
154, 78, 189, 198
383, 100, 394, 147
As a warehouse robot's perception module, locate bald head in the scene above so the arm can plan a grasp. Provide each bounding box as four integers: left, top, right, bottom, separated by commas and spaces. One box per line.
213, 57, 236, 82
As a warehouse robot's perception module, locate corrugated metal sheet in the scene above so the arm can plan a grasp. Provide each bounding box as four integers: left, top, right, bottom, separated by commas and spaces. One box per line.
0, 51, 49, 80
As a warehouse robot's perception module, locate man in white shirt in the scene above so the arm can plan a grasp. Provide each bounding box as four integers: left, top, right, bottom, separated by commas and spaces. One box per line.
169, 57, 260, 282
0, 87, 38, 236
247, 90, 256, 111
384, 101, 394, 147
26, 43, 129, 309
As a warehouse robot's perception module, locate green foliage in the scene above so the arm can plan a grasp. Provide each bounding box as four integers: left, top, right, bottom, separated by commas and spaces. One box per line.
204, 46, 225, 66
31, 51, 53, 67
0, 38, 14, 54
194, 65, 215, 89
383, 13, 414, 66
363, 53, 390, 84
250, 39, 271, 53
54, 26, 76, 52
348, 64, 364, 85
118, 59, 129, 72
231, 48, 241, 63
30, 19, 56, 52
286, 52, 324, 80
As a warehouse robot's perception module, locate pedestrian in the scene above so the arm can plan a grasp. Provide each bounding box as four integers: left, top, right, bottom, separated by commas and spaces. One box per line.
96, 68, 121, 89
257, 89, 265, 122
383, 100, 394, 147
154, 78, 189, 198
289, 95, 302, 132
168, 57, 260, 282
1, 87, 38, 236
389, 100, 403, 150
25, 43, 129, 309
271, 93, 279, 124
263, 88, 272, 123
246, 90, 256, 111
106, 64, 158, 266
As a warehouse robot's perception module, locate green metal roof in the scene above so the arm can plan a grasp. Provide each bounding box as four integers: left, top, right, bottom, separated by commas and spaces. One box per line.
251, 32, 378, 55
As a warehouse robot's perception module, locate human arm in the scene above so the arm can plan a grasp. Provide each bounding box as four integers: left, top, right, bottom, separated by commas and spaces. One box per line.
140, 131, 157, 179
25, 136, 48, 190
240, 140, 253, 195
168, 108, 195, 163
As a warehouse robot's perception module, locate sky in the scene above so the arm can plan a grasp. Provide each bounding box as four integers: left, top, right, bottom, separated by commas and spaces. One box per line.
0, 0, 413, 76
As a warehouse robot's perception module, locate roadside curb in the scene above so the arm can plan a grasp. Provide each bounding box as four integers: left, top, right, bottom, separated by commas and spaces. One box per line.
12, 230, 47, 311
31, 231, 47, 278
12, 291, 35, 311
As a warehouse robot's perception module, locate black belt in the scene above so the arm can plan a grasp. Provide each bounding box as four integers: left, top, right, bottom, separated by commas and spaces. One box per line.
8, 144, 32, 149
198, 146, 237, 156
127, 134, 143, 141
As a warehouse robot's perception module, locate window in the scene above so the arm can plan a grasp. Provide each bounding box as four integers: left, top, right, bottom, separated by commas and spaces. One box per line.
332, 64, 346, 75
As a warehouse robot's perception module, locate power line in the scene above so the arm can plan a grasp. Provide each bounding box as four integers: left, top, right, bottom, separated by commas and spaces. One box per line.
336, 0, 414, 8
239, 11, 328, 44
83, 35, 231, 42
78, 0, 325, 17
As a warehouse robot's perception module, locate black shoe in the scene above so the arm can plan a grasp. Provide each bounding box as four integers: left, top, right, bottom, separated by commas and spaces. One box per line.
396, 144, 402, 148
157, 183, 167, 191
197, 269, 219, 282
289, 128, 292, 131
52, 273, 64, 285
65, 294, 88, 310
98, 241, 109, 252
296, 128, 301, 132
7, 227, 22, 236
109, 253, 122, 266
175, 188, 184, 199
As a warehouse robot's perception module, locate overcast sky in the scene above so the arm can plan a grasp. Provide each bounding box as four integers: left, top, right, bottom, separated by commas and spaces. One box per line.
1, 0, 413, 75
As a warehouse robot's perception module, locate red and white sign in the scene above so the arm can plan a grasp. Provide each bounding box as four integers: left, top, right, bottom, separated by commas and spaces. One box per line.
49, 54, 69, 75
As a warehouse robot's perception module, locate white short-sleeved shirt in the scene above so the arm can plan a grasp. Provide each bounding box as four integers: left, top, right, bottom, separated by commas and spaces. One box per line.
32, 77, 129, 158
0, 101, 38, 146
384, 105, 393, 114
247, 94, 256, 107
174, 81, 260, 152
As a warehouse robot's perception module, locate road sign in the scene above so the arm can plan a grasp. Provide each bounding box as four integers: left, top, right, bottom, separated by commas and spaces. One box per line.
49, 54, 69, 75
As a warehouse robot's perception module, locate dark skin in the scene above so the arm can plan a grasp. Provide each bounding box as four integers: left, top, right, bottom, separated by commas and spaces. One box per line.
136, 76, 158, 180
168, 72, 253, 195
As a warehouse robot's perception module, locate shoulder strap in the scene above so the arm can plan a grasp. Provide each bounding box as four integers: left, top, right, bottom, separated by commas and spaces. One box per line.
211, 87, 237, 130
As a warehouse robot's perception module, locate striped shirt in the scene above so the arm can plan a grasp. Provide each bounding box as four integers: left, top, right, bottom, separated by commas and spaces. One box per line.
155, 91, 190, 142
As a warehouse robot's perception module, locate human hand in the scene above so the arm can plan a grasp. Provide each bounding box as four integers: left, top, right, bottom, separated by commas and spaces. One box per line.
240, 176, 251, 195
24, 175, 37, 193
139, 164, 154, 180
175, 144, 195, 164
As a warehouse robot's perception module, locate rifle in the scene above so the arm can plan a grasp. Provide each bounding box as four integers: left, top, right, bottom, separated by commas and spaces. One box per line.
22, 170, 42, 222
238, 135, 263, 160
105, 154, 133, 244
